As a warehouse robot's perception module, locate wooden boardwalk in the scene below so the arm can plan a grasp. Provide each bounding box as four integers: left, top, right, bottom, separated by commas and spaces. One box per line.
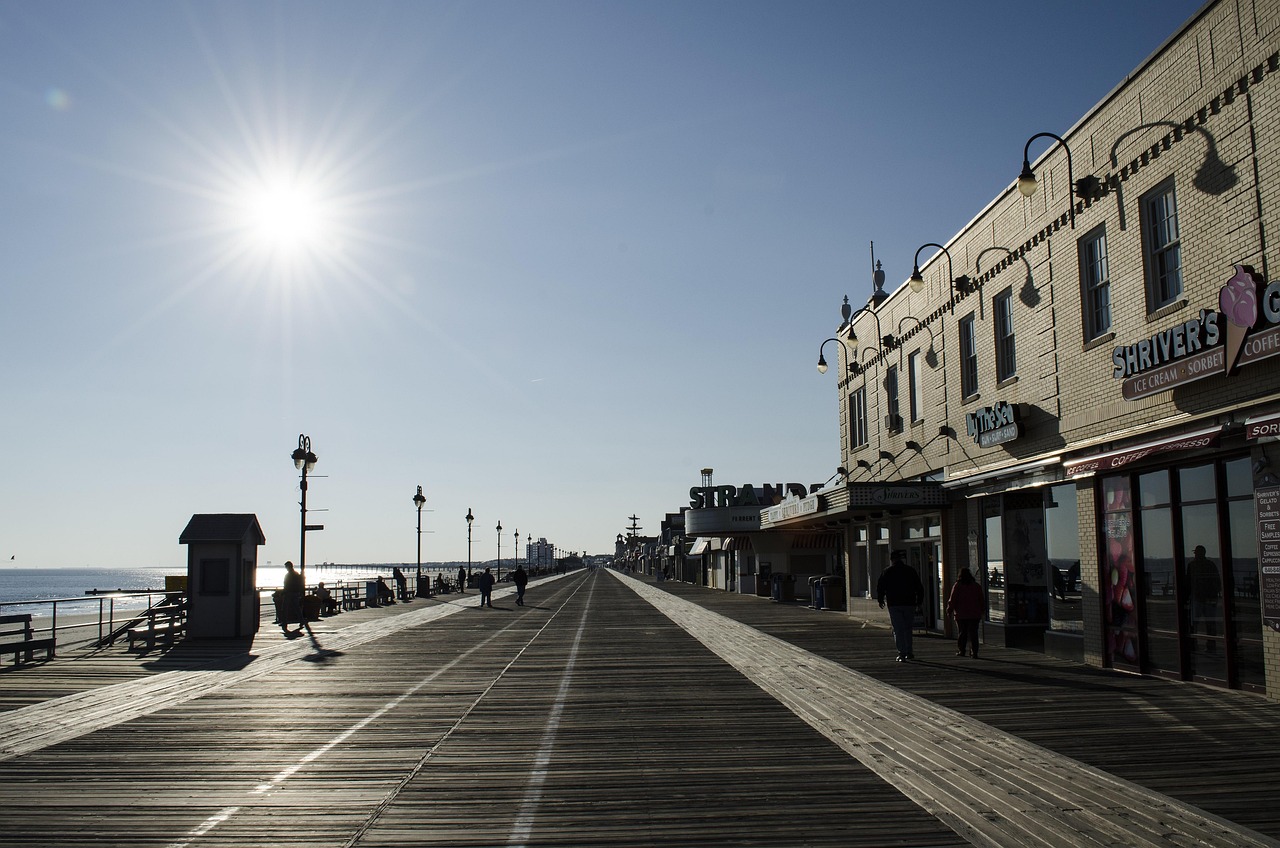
0, 569, 1277, 847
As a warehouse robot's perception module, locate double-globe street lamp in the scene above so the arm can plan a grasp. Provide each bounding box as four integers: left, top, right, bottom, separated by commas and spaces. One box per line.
291, 434, 319, 589
413, 485, 429, 597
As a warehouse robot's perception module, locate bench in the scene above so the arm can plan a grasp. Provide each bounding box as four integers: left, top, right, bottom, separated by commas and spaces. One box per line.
338, 585, 367, 611
0, 613, 56, 664
126, 602, 187, 650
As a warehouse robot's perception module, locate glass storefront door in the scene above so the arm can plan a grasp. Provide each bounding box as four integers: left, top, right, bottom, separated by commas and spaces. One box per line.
1100, 455, 1264, 691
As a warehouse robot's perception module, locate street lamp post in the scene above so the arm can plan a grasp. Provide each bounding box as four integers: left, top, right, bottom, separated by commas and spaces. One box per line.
514, 528, 519, 576
291, 434, 319, 589
466, 508, 474, 582
414, 485, 428, 597
496, 521, 503, 580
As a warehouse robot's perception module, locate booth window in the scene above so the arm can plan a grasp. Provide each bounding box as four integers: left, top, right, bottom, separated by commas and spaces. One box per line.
1141, 178, 1182, 311
200, 558, 230, 596
1078, 224, 1111, 340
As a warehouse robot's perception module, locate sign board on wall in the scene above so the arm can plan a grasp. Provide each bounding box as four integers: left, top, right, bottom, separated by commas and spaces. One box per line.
966, 400, 1021, 447
1114, 264, 1280, 400
1255, 484, 1280, 632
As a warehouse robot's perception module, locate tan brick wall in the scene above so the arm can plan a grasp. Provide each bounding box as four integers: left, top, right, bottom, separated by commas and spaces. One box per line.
837, 0, 1280, 695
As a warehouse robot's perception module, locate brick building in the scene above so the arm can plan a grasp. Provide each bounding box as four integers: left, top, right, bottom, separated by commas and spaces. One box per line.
768, 0, 1280, 697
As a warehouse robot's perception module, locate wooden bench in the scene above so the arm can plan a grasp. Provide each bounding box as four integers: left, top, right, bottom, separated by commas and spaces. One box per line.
338, 585, 367, 611
0, 613, 56, 664
125, 602, 187, 650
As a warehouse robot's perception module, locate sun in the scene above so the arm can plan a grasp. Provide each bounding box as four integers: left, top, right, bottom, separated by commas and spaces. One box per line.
237, 174, 333, 257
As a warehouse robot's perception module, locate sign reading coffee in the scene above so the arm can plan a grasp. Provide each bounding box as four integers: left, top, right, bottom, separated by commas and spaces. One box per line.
1113, 264, 1280, 400
966, 400, 1021, 447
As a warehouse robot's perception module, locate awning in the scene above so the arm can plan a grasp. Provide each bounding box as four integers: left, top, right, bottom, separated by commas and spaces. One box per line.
725, 536, 754, 552
686, 537, 711, 556
1063, 424, 1222, 478
792, 533, 838, 550
1245, 411, 1280, 440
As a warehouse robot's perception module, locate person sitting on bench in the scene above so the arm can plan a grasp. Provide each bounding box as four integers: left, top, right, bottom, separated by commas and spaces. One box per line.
375, 576, 396, 605
314, 582, 339, 616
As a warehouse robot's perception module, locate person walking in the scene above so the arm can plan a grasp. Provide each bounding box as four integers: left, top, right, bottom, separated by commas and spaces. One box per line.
876, 549, 924, 661
512, 564, 528, 606
947, 567, 985, 658
280, 561, 304, 635
477, 567, 495, 608
458, 565, 468, 593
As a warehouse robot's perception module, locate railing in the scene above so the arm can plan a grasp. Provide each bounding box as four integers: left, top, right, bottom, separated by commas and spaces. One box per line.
0, 590, 182, 654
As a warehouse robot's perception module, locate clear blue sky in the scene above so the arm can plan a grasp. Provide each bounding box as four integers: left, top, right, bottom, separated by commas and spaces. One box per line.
1, 1, 1205, 568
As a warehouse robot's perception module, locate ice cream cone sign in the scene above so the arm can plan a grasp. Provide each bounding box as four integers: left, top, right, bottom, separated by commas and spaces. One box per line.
1219, 264, 1263, 374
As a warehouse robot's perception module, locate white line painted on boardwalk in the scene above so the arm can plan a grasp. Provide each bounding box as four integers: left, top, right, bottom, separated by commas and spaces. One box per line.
0, 575, 571, 762
615, 572, 1280, 848
507, 579, 594, 847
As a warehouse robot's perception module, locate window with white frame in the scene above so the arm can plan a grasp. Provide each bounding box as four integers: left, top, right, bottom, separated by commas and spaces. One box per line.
908, 350, 922, 423
1078, 224, 1111, 341
994, 289, 1016, 381
1142, 179, 1182, 310
849, 387, 868, 450
885, 365, 900, 430
959, 313, 979, 398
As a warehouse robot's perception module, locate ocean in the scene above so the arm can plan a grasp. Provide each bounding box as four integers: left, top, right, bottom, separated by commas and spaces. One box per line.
0, 564, 452, 618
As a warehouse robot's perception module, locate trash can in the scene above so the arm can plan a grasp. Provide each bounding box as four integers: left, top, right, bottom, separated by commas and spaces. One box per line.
821, 576, 845, 611
810, 576, 825, 610
366, 580, 380, 607
770, 573, 783, 602
302, 595, 321, 621
780, 574, 795, 602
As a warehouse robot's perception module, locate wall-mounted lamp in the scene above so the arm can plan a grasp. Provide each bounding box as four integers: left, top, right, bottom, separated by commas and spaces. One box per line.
1017, 131, 1100, 229
817, 337, 852, 375
909, 243, 971, 295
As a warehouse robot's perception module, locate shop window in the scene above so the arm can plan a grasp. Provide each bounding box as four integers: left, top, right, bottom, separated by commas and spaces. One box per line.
984, 507, 1004, 623
908, 350, 923, 423
1045, 484, 1082, 634
849, 387, 868, 449
1078, 224, 1111, 340
959, 313, 979, 398
1102, 475, 1139, 670
993, 289, 1016, 382
1141, 178, 1182, 311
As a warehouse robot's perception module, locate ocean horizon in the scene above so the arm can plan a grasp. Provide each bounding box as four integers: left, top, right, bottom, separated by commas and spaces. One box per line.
0, 563, 477, 617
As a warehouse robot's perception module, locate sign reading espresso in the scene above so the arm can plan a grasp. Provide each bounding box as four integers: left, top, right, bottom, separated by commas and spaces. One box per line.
1114, 264, 1280, 400
966, 400, 1021, 447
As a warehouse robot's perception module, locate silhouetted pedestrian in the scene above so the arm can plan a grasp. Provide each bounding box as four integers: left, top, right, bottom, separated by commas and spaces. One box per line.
478, 567, 495, 608
392, 566, 408, 601
280, 561, 304, 634
458, 566, 467, 593
876, 549, 924, 661
947, 567, 984, 658
512, 565, 528, 606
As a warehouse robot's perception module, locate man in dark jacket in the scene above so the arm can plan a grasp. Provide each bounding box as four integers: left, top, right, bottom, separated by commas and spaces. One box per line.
512, 565, 528, 606
876, 549, 924, 661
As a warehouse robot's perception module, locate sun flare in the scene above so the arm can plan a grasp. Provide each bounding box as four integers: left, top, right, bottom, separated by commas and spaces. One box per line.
238, 175, 332, 256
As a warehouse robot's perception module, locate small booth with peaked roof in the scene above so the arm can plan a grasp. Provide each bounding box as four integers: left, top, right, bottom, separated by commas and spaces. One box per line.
179, 514, 266, 638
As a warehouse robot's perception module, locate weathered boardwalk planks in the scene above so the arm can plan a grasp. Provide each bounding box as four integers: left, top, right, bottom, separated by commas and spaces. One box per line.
0, 569, 1277, 847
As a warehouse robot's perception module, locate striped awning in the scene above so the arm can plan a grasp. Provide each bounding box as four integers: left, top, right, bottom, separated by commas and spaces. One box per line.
725, 536, 753, 552
686, 537, 711, 556
791, 533, 838, 551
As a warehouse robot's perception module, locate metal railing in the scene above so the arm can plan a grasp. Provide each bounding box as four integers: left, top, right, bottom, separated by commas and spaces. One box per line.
0, 590, 181, 655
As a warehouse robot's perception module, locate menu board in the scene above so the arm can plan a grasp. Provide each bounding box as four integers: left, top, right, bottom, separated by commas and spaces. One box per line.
1256, 484, 1280, 632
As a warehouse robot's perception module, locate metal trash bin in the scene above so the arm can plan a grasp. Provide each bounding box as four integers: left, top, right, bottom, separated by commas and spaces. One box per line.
770, 573, 783, 602
810, 576, 825, 610
820, 576, 845, 611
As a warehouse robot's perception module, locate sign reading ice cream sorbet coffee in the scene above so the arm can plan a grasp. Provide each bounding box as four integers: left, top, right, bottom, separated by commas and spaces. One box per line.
1112, 264, 1280, 400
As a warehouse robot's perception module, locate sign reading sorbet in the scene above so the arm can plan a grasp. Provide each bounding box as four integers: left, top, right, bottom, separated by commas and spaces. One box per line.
1113, 264, 1280, 400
